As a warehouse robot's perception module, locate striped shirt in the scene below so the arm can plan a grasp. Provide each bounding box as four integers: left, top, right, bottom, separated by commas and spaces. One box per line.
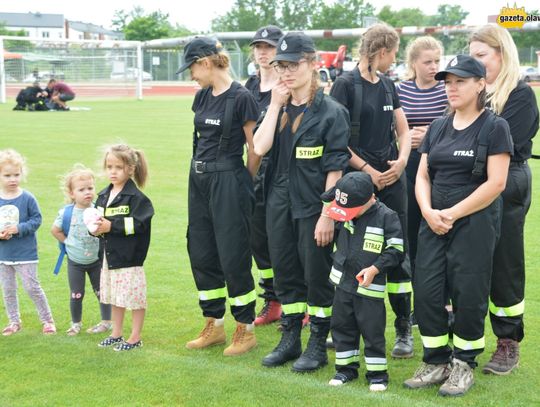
396, 80, 448, 128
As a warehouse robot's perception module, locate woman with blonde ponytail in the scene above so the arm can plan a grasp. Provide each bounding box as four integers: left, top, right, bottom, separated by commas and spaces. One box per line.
330, 22, 414, 359
254, 32, 350, 373
470, 24, 539, 376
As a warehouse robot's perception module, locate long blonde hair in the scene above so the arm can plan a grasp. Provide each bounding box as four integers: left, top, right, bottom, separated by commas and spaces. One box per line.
469, 24, 520, 114
358, 23, 399, 73
103, 144, 149, 188
404, 36, 443, 81
279, 54, 319, 134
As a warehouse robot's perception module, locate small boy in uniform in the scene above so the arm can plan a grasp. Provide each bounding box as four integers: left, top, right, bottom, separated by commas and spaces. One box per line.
322, 172, 405, 391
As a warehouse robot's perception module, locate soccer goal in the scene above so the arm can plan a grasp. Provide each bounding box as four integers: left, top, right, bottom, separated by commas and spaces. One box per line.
0, 35, 145, 103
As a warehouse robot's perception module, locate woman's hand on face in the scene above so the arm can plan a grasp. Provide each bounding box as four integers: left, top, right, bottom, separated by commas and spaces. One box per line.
314, 216, 335, 247
410, 126, 428, 149
423, 208, 453, 235
270, 82, 290, 108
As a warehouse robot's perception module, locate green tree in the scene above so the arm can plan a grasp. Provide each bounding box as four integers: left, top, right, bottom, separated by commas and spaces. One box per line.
311, 0, 375, 50
280, 0, 320, 30
123, 11, 172, 41
426, 4, 469, 26
377, 6, 426, 27
0, 22, 30, 50
510, 9, 540, 64
211, 0, 278, 32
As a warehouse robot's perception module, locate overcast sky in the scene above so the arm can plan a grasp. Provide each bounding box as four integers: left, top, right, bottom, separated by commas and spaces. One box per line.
1, 1, 538, 32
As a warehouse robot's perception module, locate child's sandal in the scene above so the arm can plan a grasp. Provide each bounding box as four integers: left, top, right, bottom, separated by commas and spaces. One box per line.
66, 322, 82, 336
86, 321, 112, 334
2, 322, 21, 336
42, 322, 57, 335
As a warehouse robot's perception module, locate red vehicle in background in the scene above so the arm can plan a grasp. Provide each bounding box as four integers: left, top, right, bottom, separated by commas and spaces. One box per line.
317, 45, 352, 83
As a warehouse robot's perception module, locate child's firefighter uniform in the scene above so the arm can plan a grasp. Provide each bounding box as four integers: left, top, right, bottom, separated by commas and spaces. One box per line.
323, 173, 405, 386
95, 178, 154, 269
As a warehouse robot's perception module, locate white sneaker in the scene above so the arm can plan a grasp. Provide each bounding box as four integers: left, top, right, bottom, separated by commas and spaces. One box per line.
369, 382, 388, 392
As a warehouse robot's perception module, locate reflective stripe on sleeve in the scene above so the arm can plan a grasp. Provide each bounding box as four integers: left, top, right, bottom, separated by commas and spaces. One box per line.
330, 266, 342, 285
357, 283, 386, 299
124, 217, 135, 235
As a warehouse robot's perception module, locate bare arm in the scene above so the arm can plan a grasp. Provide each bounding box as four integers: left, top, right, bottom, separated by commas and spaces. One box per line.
380, 108, 411, 186
243, 120, 260, 178
348, 148, 385, 191
51, 225, 66, 243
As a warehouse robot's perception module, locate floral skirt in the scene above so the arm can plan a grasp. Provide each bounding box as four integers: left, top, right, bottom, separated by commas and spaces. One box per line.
100, 257, 147, 310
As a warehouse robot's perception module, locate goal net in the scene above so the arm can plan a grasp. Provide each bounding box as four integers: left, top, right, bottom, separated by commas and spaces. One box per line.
0, 36, 144, 103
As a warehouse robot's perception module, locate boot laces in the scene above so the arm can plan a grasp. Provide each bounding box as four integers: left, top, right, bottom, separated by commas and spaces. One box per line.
200, 320, 214, 338
414, 363, 436, 378
257, 301, 272, 318
492, 339, 514, 363
232, 325, 246, 344
446, 361, 467, 387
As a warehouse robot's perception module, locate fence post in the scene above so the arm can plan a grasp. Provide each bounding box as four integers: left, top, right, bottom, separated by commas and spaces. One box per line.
136, 43, 143, 100
0, 38, 6, 104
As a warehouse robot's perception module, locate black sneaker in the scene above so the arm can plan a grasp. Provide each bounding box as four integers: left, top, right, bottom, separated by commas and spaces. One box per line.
328, 369, 358, 386
114, 340, 143, 352
98, 336, 123, 347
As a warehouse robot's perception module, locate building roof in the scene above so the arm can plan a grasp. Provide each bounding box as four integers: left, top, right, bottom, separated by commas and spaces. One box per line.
68, 21, 124, 39
0, 12, 64, 28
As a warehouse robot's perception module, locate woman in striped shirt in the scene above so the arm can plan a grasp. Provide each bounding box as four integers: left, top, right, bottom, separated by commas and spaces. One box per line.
396, 36, 448, 274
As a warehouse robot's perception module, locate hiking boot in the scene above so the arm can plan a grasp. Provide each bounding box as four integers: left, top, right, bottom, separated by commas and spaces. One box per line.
254, 300, 282, 326
276, 312, 309, 331
404, 362, 452, 389
482, 338, 519, 375
391, 317, 413, 358
291, 317, 330, 372
223, 322, 256, 356
262, 315, 302, 367
186, 317, 226, 350
438, 358, 474, 397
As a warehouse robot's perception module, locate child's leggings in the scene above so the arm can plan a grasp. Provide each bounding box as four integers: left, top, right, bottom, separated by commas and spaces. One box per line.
0, 263, 53, 324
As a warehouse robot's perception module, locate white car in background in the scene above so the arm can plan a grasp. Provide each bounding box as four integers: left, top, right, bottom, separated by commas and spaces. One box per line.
110, 68, 152, 81
520, 66, 540, 82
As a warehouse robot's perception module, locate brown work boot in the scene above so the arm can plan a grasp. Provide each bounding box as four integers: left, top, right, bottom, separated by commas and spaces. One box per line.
438, 358, 474, 397
254, 300, 282, 326
482, 338, 519, 375
185, 317, 226, 350
223, 322, 257, 356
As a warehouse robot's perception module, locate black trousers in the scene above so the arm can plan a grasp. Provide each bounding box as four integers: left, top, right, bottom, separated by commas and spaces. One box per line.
250, 157, 277, 301
490, 162, 531, 342
187, 165, 256, 324
331, 288, 388, 382
376, 172, 412, 321
405, 149, 422, 272
266, 178, 334, 317
415, 185, 501, 366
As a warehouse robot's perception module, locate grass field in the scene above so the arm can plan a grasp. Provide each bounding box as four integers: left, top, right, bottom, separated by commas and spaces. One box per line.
1, 94, 539, 407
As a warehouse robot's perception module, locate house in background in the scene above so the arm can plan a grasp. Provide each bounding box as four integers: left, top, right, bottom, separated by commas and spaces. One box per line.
0, 12, 64, 39
0, 12, 123, 40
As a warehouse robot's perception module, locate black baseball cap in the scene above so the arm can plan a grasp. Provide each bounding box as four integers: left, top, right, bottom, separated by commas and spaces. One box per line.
250, 25, 283, 47
271, 32, 316, 64
435, 54, 486, 80
321, 172, 374, 222
176, 36, 221, 74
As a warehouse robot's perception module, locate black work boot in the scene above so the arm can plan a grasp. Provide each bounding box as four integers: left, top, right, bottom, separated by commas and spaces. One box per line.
262, 315, 302, 367
291, 317, 330, 372
391, 317, 413, 358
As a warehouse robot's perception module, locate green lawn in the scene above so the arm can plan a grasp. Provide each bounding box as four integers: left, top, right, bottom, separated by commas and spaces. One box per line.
0, 94, 539, 407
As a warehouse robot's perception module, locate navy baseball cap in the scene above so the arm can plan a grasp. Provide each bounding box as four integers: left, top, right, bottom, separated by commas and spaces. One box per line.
321, 172, 374, 222
177, 36, 221, 74
271, 32, 316, 64
250, 25, 283, 47
435, 54, 486, 80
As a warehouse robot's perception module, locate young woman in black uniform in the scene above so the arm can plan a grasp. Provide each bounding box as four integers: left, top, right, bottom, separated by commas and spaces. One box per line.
253, 32, 350, 372
178, 37, 260, 356
245, 25, 284, 326
404, 55, 513, 397
329, 23, 413, 358
470, 24, 539, 375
